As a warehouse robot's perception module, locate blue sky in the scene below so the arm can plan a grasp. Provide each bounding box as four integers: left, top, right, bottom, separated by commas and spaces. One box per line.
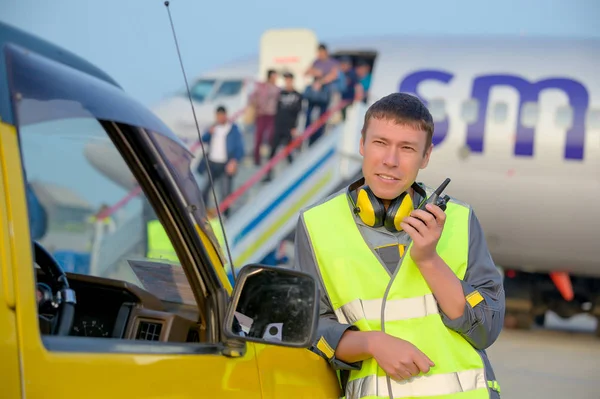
2, 0, 599, 108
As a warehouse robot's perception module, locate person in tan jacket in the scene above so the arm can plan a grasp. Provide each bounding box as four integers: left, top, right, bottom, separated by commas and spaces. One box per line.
249, 69, 280, 166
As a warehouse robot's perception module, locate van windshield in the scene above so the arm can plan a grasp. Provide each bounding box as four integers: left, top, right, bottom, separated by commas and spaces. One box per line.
18, 117, 225, 305
8, 44, 228, 304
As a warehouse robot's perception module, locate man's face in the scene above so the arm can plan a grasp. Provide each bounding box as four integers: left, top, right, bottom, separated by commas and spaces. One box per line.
284, 76, 294, 89
359, 118, 432, 202
216, 111, 227, 124
317, 48, 327, 60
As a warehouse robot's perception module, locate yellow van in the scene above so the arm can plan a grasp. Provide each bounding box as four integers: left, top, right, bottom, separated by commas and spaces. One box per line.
0, 22, 340, 398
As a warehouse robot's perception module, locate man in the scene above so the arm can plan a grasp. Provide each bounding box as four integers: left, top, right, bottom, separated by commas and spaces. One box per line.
338, 56, 361, 121
197, 105, 244, 216
356, 60, 372, 103
293, 93, 504, 398
264, 71, 303, 181
249, 69, 280, 166
304, 43, 340, 145
305, 43, 340, 89
302, 76, 331, 146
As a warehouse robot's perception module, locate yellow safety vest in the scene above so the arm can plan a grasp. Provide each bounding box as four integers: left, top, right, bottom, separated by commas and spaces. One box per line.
146, 218, 226, 262
209, 218, 226, 251
303, 192, 496, 399
146, 219, 179, 261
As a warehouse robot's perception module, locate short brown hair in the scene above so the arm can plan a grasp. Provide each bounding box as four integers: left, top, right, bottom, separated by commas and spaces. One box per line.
361, 93, 434, 153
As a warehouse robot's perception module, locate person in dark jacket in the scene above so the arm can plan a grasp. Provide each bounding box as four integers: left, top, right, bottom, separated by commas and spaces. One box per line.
303, 76, 331, 146
197, 105, 245, 215
264, 72, 303, 181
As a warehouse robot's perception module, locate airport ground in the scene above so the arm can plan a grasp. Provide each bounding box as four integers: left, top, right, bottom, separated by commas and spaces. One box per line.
489, 313, 598, 398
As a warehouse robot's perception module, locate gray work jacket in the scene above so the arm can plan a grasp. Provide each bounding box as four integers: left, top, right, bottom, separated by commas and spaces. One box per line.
292, 185, 505, 398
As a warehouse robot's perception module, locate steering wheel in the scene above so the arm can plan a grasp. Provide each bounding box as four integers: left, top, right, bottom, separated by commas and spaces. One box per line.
34, 241, 76, 336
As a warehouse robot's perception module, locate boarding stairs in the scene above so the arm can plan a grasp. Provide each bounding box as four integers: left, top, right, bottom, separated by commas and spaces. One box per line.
209, 100, 367, 277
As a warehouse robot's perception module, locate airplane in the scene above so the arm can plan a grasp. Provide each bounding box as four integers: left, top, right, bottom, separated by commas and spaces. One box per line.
147, 29, 600, 334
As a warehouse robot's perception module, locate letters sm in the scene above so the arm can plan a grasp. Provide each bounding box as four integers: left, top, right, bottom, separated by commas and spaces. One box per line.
399, 70, 589, 160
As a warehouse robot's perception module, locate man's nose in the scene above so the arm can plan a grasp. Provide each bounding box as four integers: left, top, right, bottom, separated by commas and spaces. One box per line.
382, 149, 399, 167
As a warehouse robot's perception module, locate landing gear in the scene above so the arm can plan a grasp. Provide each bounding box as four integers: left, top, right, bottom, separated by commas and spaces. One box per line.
534, 313, 546, 327
503, 270, 535, 330
504, 310, 546, 330
504, 311, 534, 330
503, 268, 600, 336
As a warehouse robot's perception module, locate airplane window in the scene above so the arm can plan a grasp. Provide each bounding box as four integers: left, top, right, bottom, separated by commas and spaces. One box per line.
214, 80, 243, 98
461, 100, 479, 124
587, 109, 600, 130
555, 106, 574, 129
520, 102, 539, 128
190, 79, 216, 103
493, 103, 508, 124
428, 98, 446, 122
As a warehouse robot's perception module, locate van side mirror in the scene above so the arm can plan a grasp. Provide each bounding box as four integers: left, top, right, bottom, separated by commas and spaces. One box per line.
223, 264, 318, 348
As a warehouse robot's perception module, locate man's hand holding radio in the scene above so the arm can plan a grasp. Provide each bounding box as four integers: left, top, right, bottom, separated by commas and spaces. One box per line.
400, 203, 446, 265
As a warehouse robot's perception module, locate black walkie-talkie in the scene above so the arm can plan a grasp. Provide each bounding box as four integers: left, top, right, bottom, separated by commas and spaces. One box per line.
418, 178, 451, 214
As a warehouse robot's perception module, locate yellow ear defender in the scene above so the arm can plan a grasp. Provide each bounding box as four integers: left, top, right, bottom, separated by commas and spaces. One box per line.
349, 177, 425, 233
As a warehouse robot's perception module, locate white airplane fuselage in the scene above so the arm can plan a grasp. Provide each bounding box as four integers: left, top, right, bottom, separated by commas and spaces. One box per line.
151, 33, 600, 327
367, 37, 599, 279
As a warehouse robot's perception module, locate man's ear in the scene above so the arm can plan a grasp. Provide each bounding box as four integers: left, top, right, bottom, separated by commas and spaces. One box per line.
420, 143, 433, 169
359, 135, 365, 157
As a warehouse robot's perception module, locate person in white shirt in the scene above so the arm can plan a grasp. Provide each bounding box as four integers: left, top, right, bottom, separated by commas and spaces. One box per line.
197, 106, 245, 215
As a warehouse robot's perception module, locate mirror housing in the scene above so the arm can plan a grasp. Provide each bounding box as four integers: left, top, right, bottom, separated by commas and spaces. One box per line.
223, 264, 319, 348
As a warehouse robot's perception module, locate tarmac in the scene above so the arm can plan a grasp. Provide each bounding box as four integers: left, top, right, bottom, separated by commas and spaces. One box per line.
487, 312, 599, 398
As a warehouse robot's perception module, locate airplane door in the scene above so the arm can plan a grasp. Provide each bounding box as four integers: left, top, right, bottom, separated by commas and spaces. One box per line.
259, 29, 318, 92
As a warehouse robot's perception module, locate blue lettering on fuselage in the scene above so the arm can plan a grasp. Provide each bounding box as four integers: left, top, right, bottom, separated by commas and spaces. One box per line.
398, 70, 589, 160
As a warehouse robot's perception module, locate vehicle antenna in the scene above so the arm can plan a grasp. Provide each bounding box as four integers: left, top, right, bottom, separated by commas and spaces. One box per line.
163, 1, 237, 282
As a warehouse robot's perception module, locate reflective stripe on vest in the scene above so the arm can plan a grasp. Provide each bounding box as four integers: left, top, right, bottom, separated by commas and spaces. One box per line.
303, 192, 492, 399
346, 368, 487, 399
335, 294, 439, 325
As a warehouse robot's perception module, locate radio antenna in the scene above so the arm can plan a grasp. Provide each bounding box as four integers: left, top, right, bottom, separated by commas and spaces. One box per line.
433, 178, 451, 196
163, 1, 237, 282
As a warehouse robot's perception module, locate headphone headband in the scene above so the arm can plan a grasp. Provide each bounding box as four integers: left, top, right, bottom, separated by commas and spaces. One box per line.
347, 176, 427, 205
347, 176, 427, 232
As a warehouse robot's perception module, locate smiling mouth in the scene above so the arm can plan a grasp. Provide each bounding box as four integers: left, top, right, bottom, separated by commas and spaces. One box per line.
376, 174, 400, 181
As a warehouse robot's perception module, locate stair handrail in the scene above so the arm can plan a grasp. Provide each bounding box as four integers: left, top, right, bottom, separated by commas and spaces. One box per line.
218, 99, 351, 214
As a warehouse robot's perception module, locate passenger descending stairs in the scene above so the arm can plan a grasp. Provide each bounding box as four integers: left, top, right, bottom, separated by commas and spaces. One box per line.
213, 102, 368, 275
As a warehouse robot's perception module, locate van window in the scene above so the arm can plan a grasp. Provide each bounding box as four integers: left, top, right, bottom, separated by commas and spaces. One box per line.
19, 117, 198, 308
